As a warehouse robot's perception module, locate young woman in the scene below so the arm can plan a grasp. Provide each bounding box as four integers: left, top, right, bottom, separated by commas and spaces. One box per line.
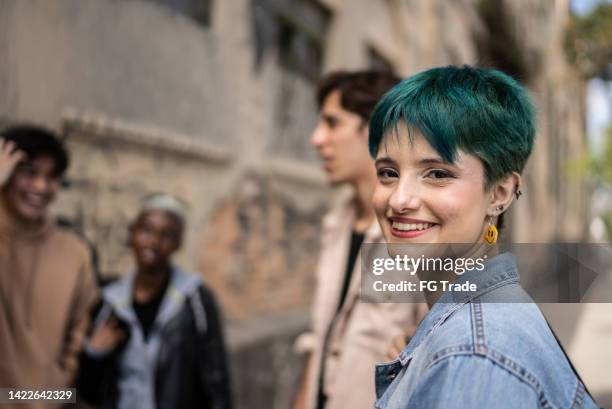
78, 194, 232, 409
368, 66, 598, 408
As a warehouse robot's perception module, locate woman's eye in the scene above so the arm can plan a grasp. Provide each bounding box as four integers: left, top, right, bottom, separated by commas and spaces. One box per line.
377, 168, 399, 180
425, 169, 453, 179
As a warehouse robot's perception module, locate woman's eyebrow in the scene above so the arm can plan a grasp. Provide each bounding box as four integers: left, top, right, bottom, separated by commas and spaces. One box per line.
419, 157, 452, 166
375, 156, 457, 168
374, 157, 397, 167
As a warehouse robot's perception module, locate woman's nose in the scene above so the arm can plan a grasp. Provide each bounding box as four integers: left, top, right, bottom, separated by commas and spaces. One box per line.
389, 180, 420, 214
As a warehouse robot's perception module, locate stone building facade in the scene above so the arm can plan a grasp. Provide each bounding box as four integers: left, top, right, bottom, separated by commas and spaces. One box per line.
0, 0, 589, 407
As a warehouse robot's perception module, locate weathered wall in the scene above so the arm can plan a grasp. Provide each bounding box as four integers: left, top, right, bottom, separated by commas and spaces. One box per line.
0, 0, 590, 407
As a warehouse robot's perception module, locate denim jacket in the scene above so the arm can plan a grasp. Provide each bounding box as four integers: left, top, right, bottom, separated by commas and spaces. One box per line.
374, 252, 598, 409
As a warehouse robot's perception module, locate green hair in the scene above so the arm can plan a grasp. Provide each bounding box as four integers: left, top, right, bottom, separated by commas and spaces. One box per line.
369, 65, 536, 186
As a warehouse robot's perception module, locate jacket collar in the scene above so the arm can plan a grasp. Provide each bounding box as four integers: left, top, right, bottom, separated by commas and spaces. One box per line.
398, 251, 520, 366
323, 196, 382, 242
103, 265, 202, 326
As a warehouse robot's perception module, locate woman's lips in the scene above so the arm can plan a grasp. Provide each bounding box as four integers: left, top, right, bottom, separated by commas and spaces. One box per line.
389, 219, 437, 239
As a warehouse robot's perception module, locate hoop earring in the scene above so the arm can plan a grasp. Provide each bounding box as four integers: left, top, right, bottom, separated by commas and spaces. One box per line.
484, 216, 498, 244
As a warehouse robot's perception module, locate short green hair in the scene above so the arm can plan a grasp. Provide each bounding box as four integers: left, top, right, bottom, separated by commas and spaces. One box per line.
369, 65, 536, 186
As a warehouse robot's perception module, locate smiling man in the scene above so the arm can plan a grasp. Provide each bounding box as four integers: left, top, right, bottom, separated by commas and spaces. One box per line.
0, 125, 98, 408
292, 71, 426, 409
78, 194, 232, 409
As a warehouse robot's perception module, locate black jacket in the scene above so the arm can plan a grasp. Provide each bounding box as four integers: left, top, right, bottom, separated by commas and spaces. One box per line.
78, 282, 233, 409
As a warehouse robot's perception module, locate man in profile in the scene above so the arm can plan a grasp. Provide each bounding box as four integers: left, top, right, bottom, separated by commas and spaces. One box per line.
0, 125, 98, 408
292, 71, 425, 409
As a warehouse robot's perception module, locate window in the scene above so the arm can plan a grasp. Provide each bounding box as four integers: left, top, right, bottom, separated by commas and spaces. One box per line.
368, 47, 394, 73
148, 0, 212, 26
252, 0, 330, 81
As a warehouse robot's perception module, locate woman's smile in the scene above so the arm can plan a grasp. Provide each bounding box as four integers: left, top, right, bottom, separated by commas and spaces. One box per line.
388, 216, 439, 239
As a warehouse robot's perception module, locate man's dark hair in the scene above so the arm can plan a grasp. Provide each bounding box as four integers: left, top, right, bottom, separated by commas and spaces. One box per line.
2, 125, 69, 176
316, 70, 401, 122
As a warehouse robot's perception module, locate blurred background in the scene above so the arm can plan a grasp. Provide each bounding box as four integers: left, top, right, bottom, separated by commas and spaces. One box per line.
0, 0, 611, 407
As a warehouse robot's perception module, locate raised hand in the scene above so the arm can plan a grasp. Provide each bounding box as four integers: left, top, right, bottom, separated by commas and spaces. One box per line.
386, 303, 429, 360
0, 138, 26, 188
88, 315, 127, 353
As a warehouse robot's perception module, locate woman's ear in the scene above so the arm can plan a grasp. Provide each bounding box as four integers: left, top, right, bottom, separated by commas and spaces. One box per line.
488, 172, 521, 216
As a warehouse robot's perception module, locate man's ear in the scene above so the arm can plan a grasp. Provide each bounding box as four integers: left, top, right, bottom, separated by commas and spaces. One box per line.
358, 120, 369, 139
488, 172, 521, 216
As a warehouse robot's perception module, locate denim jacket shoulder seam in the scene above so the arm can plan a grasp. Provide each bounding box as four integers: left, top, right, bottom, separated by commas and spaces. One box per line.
470, 299, 486, 353
424, 347, 556, 409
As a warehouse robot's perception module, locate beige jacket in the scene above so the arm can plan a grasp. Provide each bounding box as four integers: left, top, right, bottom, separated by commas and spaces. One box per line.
0, 199, 99, 409
296, 200, 420, 409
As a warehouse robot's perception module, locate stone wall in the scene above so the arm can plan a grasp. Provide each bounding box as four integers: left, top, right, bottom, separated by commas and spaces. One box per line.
0, 0, 589, 407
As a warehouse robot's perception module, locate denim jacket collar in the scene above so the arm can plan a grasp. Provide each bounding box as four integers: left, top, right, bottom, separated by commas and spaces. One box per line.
398, 251, 520, 366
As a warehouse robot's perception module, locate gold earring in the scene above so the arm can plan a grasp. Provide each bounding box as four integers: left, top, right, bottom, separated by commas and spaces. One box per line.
484, 216, 498, 244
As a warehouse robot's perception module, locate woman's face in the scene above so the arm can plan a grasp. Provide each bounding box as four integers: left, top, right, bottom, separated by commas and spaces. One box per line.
373, 125, 493, 246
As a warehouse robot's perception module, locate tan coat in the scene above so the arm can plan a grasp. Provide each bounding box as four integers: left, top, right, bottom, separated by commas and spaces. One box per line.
0, 199, 99, 409
296, 200, 420, 409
